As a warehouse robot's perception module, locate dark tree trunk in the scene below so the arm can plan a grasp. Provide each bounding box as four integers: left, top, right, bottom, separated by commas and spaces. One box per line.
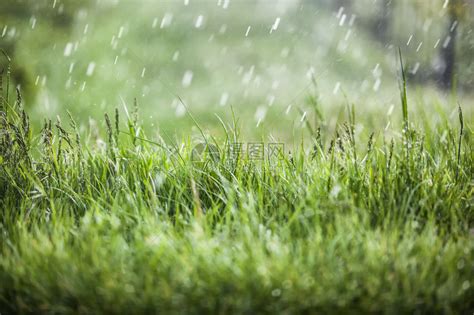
440, 6, 458, 89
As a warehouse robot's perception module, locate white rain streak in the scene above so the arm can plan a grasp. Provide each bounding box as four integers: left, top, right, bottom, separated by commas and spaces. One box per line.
175, 103, 186, 117
373, 78, 381, 91
182, 71, 193, 87
270, 17, 280, 34
117, 26, 124, 39
349, 14, 356, 26
219, 92, 229, 106
300, 111, 307, 122
387, 104, 395, 116
195, 15, 204, 28
416, 42, 423, 52
339, 14, 346, 26
30, 17, 36, 29
217, 0, 230, 9
242, 66, 255, 85
410, 62, 420, 75
160, 13, 173, 29
443, 36, 451, 48
172, 51, 180, 62
86, 62, 96, 76
255, 106, 267, 127
245, 26, 251, 37
406, 35, 413, 46
64, 42, 74, 57
152, 18, 158, 28
333, 82, 341, 95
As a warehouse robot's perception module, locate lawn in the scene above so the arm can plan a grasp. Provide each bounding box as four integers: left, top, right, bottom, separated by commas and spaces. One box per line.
0, 62, 472, 313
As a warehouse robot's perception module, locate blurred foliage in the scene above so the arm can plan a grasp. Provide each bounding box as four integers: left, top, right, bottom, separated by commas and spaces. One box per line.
0, 0, 472, 135
0, 0, 93, 104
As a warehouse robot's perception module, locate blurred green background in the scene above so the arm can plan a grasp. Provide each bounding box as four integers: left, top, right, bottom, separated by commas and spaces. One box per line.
1, 0, 473, 140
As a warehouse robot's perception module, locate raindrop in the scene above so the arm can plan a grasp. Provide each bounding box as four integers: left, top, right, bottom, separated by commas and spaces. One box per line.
219, 24, 227, 34
175, 102, 186, 117
450, 20, 458, 32
406, 35, 413, 46
442, 36, 451, 48
270, 17, 280, 34
161, 13, 173, 29
255, 106, 267, 126
30, 16, 37, 29
271, 81, 279, 90
336, 7, 344, 19
141, 67, 146, 78
64, 42, 74, 57
333, 82, 341, 94
245, 26, 251, 37
86, 62, 96, 76
182, 70, 193, 87
118, 26, 124, 39
300, 111, 307, 122
172, 51, 180, 62
344, 29, 352, 41
349, 14, 356, 26
242, 66, 255, 85
410, 62, 420, 75
416, 42, 423, 52
339, 14, 346, 26
267, 94, 275, 106
373, 78, 381, 91
195, 15, 204, 28
387, 104, 394, 116
219, 92, 229, 106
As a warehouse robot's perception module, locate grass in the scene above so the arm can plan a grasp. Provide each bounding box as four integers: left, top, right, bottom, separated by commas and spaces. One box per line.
0, 59, 473, 314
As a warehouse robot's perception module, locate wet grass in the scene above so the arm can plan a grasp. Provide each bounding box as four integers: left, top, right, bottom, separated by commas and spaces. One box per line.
0, 65, 473, 314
